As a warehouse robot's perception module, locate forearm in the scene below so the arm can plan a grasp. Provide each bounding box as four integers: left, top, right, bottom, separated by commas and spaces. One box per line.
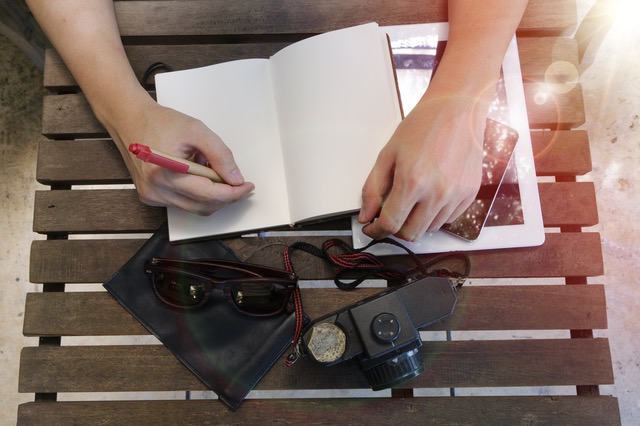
27, 0, 151, 154
425, 0, 529, 105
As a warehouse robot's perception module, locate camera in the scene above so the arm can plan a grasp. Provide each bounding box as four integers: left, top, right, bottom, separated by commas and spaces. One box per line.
301, 276, 457, 391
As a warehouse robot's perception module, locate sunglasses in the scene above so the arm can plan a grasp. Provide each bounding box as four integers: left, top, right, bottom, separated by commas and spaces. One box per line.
144, 258, 298, 316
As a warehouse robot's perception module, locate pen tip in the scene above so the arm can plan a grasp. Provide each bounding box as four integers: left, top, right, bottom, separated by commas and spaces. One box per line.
129, 143, 139, 154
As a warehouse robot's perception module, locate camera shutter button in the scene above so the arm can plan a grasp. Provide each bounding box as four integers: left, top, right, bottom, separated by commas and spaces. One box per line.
372, 313, 401, 343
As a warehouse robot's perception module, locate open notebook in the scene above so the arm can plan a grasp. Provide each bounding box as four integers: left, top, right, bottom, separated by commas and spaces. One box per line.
155, 23, 402, 242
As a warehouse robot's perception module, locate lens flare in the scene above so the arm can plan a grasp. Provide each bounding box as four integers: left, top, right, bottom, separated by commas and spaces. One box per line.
544, 60, 579, 93
610, 0, 640, 29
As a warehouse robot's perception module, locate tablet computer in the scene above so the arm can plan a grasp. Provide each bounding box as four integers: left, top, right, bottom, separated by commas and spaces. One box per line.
351, 23, 544, 254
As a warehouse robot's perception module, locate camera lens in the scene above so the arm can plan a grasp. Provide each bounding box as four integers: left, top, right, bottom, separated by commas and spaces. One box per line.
360, 348, 424, 391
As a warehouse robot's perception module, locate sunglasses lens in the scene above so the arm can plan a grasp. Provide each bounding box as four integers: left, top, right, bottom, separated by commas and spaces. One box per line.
153, 271, 207, 307
229, 282, 290, 315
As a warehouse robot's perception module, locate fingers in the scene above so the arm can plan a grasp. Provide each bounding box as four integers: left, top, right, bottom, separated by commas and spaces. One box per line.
362, 168, 479, 242
362, 181, 417, 240
176, 182, 255, 216
358, 149, 394, 224
363, 191, 472, 242
401, 203, 453, 241
446, 196, 476, 225
174, 173, 254, 205
399, 196, 466, 241
137, 171, 255, 216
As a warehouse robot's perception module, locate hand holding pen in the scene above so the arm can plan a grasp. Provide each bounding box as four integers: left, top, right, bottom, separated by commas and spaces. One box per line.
119, 100, 254, 217
127, 136, 256, 213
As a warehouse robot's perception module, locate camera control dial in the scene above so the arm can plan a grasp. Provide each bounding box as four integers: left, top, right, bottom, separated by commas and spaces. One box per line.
371, 313, 401, 343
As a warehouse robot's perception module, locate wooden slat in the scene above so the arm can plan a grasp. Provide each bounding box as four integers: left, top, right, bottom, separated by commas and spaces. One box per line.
43, 37, 578, 91
23, 291, 151, 337
22, 284, 608, 337
524, 83, 585, 129
278, 339, 614, 389
538, 182, 598, 227
29, 238, 147, 284
36, 139, 130, 185
17, 396, 621, 426
18, 396, 621, 426
44, 43, 289, 91
435, 284, 608, 331
29, 232, 604, 284
105, 0, 574, 39
31, 182, 598, 234
42, 94, 101, 139
113, 0, 446, 38
441, 232, 603, 279
517, 37, 580, 83
33, 189, 166, 234
18, 338, 613, 393
531, 130, 592, 176
34, 130, 593, 185
519, 0, 577, 35
40, 83, 586, 138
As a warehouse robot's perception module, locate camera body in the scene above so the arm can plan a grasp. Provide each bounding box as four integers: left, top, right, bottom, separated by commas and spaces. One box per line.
301, 276, 457, 390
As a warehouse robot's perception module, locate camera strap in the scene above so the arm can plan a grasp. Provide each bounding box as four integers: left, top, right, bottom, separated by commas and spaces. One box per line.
282, 238, 471, 365
285, 237, 470, 289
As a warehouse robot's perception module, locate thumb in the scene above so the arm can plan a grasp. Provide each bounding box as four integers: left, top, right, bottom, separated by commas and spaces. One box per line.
193, 127, 245, 186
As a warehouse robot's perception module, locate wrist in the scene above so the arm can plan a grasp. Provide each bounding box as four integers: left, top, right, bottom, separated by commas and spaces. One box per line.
95, 82, 153, 130
428, 54, 498, 109
95, 83, 156, 150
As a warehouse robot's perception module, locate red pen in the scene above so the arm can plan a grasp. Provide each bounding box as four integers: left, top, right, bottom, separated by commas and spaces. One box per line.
128, 143, 224, 183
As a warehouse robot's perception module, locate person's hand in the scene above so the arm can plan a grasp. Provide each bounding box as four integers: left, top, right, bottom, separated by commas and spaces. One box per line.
111, 99, 255, 215
27, 0, 253, 216
356, 0, 528, 243
358, 96, 486, 242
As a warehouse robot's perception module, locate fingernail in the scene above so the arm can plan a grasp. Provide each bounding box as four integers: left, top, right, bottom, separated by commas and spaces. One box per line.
227, 168, 244, 185
358, 207, 367, 223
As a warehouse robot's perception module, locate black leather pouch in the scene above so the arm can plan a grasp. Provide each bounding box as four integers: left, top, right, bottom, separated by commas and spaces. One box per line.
103, 222, 298, 410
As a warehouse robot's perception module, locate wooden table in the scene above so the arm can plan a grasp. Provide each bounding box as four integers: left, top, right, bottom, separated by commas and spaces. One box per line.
18, 1, 621, 424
